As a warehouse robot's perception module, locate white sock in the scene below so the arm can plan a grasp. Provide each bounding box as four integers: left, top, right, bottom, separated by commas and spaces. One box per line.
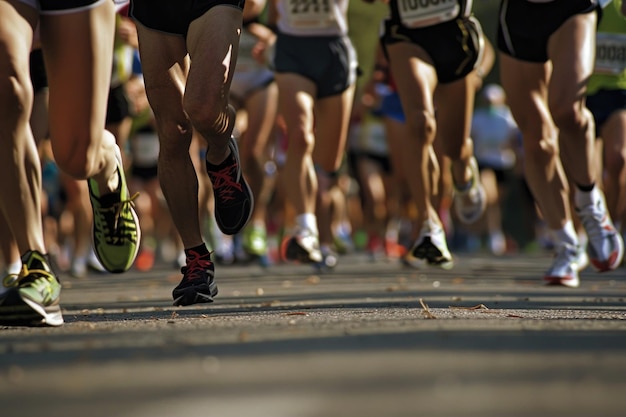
7, 260, 21, 275
574, 185, 601, 209
551, 220, 579, 247
296, 213, 318, 236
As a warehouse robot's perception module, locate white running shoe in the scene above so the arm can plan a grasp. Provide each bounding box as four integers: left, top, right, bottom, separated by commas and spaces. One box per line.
281, 228, 323, 263
544, 243, 589, 288
453, 157, 487, 224
576, 191, 624, 272
405, 218, 453, 270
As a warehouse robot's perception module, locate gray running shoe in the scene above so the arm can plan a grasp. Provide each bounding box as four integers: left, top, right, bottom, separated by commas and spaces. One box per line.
544, 243, 588, 288
453, 157, 487, 224
576, 191, 624, 272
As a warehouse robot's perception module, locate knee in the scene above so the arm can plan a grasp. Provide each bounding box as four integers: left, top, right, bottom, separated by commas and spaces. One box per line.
523, 135, 559, 165
52, 136, 94, 179
153, 114, 193, 156
286, 128, 314, 157
550, 104, 587, 134
184, 95, 232, 138
0, 75, 33, 122
404, 110, 436, 145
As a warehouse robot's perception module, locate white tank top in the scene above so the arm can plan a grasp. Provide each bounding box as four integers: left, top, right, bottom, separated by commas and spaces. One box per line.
275, 0, 349, 37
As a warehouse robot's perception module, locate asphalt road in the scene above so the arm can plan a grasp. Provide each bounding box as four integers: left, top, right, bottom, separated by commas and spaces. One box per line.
1, 251, 625, 417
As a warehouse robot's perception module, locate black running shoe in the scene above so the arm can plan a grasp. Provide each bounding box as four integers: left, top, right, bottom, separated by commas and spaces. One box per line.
0, 250, 63, 327
280, 228, 323, 263
404, 219, 453, 270
206, 137, 254, 235
172, 250, 218, 306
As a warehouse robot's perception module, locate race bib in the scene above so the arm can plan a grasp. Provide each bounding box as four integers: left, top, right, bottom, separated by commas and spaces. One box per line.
595, 33, 626, 75
397, 0, 459, 29
286, 0, 336, 29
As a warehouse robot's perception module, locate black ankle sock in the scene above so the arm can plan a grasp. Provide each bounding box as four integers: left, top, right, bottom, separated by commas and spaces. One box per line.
576, 183, 595, 192
185, 244, 210, 258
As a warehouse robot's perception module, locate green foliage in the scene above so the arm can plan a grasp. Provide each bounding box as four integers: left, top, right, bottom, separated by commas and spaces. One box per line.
347, 0, 388, 95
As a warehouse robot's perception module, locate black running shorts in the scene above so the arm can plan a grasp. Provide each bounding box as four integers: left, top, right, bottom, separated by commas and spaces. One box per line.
130, 0, 245, 36
106, 84, 131, 124
29, 48, 48, 93
273, 33, 357, 98
17, 0, 105, 14
381, 16, 484, 84
497, 0, 600, 63
41, 0, 103, 12
587, 88, 626, 136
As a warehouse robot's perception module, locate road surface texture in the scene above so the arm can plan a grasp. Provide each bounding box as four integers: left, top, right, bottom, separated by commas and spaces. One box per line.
1, 252, 625, 417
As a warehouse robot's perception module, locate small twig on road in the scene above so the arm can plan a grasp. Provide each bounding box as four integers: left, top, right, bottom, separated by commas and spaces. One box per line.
419, 298, 436, 319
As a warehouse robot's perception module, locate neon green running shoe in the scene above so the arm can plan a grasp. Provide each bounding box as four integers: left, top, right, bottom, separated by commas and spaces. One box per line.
88, 145, 141, 273
0, 250, 63, 327
243, 224, 268, 257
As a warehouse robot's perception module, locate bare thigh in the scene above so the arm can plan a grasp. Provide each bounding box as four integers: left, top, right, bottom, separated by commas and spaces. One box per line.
135, 24, 189, 147
40, 0, 115, 167
313, 84, 355, 172
0, 0, 37, 118
184, 6, 242, 134
274, 72, 316, 149
546, 11, 596, 116
386, 41, 437, 142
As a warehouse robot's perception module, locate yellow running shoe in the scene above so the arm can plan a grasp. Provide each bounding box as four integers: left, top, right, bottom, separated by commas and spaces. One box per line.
0, 250, 63, 327
88, 145, 141, 273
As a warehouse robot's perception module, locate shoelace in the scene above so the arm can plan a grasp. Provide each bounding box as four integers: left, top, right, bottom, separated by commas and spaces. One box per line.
3, 273, 19, 288
579, 202, 610, 242
551, 244, 578, 269
96, 192, 140, 240
181, 252, 213, 283
3, 264, 52, 288
209, 163, 243, 202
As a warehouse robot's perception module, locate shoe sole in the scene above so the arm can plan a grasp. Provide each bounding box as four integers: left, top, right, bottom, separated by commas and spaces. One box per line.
0, 291, 64, 327
543, 276, 580, 288
411, 238, 454, 270
173, 281, 218, 307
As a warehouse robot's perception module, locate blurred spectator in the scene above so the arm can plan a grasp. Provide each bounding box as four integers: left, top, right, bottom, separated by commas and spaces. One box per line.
470, 84, 519, 255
